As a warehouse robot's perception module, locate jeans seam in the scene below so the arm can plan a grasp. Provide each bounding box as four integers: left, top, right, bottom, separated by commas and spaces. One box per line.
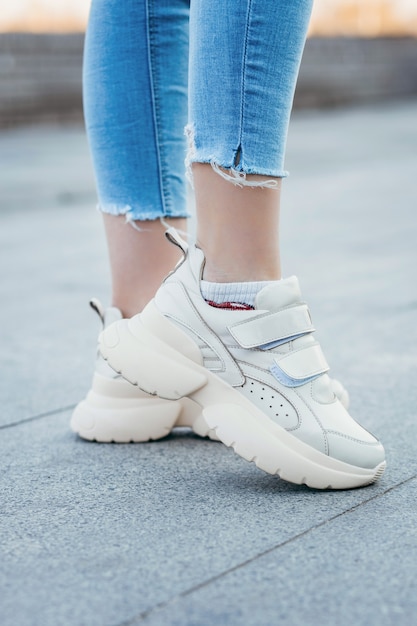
236, 0, 253, 169
146, 0, 171, 216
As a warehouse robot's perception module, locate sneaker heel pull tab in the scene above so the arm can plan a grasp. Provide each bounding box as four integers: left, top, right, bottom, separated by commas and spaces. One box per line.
165, 227, 189, 255
89, 298, 105, 324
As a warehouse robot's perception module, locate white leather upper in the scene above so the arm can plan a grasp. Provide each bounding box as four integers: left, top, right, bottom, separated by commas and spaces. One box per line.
151, 230, 383, 464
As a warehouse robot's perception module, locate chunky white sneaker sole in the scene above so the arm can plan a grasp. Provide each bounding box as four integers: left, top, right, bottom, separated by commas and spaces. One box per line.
70, 372, 218, 443
100, 305, 386, 490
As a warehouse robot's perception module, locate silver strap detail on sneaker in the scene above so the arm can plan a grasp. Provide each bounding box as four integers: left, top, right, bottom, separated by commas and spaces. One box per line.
228, 304, 314, 349
270, 343, 329, 388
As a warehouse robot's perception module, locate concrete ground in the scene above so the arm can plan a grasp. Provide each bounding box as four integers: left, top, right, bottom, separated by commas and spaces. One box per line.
1, 99, 416, 626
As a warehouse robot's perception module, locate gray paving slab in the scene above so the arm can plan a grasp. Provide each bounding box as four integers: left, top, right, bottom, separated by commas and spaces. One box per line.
0, 200, 108, 426
0, 125, 107, 426
0, 411, 412, 626
0, 100, 417, 626
139, 476, 417, 626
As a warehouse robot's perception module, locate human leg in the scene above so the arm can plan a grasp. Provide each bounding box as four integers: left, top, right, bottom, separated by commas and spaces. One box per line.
71, 0, 215, 441
188, 0, 312, 283
102, 215, 186, 317
100, 0, 385, 486
83, 0, 190, 314
193, 165, 282, 282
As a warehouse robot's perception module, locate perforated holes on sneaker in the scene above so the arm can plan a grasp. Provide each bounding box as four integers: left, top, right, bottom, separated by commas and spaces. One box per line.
238, 378, 299, 430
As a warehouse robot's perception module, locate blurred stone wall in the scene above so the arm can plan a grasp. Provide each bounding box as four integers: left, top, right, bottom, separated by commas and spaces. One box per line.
1, 33, 417, 127
295, 36, 417, 107
0, 33, 84, 127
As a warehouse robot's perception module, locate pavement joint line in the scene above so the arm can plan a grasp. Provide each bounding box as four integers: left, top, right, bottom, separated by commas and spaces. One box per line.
0, 404, 76, 430
113, 473, 417, 626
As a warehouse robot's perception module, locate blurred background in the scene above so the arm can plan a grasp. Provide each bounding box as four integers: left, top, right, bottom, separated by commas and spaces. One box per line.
1, 0, 417, 126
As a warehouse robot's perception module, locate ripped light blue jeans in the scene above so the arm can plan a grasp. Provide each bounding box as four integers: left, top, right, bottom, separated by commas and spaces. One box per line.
83, 0, 313, 221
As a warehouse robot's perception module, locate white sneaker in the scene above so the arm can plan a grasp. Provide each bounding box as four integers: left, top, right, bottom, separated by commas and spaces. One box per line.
70, 299, 216, 442
71, 299, 348, 443
99, 229, 385, 489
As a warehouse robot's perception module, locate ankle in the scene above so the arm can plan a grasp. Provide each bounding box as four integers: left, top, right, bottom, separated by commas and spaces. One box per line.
202, 259, 281, 283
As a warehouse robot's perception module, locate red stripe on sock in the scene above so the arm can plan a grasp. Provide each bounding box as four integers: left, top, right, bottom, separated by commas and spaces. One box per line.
205, 300, 254, 311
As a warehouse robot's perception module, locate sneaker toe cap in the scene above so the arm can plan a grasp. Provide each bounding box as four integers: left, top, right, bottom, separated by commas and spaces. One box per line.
326, 430, 385, 470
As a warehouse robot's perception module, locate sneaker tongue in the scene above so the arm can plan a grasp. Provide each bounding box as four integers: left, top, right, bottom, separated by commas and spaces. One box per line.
255, 276, 302, 311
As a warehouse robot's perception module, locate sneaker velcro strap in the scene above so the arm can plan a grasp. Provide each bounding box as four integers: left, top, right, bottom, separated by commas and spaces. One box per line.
271, 343, 329, 387
228, 304, 314, 349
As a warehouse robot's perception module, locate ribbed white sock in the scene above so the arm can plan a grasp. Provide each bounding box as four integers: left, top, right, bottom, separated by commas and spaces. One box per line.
200, 280, 280, 309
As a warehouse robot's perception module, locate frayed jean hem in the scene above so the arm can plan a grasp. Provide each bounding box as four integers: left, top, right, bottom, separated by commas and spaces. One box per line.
97, 203, 191, 222
184, 124, 288, 188
185, 156, 288, 189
